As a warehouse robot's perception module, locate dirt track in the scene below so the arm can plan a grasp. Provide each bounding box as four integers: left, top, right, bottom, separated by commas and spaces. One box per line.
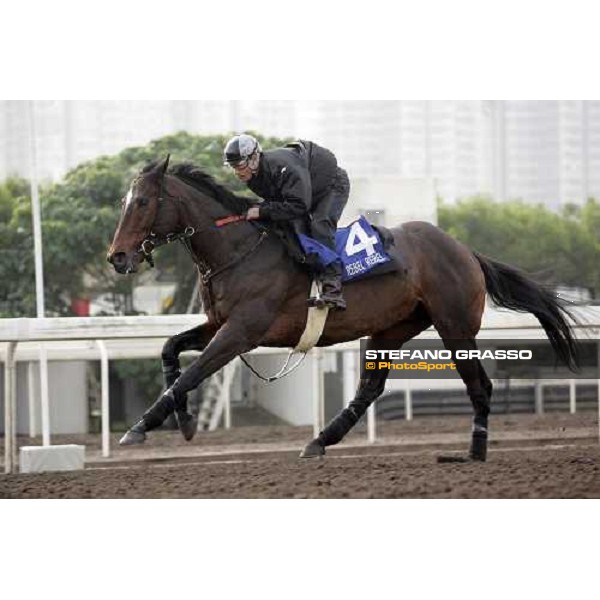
1, 413, 599, 498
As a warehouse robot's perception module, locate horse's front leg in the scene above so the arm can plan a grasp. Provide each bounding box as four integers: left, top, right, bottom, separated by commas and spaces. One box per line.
124, 315, 269, 444
120, 321, 218, 445
170, 317, 272, 439
161, 322, 220, 440
161, 322, 219, 389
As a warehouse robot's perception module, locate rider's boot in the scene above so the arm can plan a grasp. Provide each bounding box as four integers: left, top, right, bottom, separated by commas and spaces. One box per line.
308, 263, 346, 311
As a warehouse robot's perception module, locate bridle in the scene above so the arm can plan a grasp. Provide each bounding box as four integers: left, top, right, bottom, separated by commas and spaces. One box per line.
137, 173, 268, 285
139, 226, 197, 268
137, 173, 197, 268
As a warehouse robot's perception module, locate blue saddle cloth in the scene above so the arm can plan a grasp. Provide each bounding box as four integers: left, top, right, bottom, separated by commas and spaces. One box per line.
297, 216, 393, 282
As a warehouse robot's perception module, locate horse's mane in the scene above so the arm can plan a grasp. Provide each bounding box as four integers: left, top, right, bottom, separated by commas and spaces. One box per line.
169, 163, 250, 215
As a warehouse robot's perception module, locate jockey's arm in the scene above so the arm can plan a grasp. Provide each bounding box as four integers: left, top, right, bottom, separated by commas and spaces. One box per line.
249, 166, 312, 221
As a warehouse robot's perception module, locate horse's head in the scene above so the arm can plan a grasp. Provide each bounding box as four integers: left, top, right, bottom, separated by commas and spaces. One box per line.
107, 155, 175, 274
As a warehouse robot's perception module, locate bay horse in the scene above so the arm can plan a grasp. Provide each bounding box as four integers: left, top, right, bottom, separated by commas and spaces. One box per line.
107, 156, 578, 461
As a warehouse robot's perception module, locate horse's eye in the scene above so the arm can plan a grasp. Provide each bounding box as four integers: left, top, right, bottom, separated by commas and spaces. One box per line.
137, 197, 149, 207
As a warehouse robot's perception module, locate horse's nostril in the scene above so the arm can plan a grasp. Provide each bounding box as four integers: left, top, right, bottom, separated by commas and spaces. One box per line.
111, 252, 127, 267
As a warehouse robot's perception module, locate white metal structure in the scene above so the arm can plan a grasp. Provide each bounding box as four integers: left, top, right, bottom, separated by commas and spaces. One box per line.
2, 315, 204, 473
2, 307, 600, 474
0, 315, 356, 473
197, 360, 239, 431
19, 444, 84, 473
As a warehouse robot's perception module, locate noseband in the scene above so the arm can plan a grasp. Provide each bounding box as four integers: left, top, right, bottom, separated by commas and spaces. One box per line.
139, 226, 196, 268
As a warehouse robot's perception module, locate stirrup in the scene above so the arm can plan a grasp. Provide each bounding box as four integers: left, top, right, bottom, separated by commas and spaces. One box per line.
309, 295, 346, 310
307, 295, 328, 308
307, 286, 346, 310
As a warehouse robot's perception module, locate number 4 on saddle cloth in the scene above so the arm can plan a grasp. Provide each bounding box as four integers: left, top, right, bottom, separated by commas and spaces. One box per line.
297, 216, 398, 281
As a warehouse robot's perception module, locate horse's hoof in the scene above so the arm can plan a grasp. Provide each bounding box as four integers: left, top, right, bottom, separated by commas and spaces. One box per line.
119, 429, 146, 446
176, 411, 197, 442
299, 439, 325, 458
469, 433, 488, 461
468, 452, 487, 462
437, 455, 470, 463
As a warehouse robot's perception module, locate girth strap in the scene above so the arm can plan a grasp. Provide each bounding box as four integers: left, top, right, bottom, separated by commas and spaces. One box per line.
239, 281, 330, 383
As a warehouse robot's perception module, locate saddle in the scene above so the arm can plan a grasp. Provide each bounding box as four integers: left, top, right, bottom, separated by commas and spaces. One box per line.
270, 217, 400, 282
359, 223, 399, 280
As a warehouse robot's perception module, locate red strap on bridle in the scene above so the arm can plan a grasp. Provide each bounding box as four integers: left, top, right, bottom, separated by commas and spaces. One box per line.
215, 214, 247, 228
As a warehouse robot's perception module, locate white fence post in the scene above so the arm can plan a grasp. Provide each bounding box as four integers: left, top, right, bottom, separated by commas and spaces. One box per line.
96, 340, 110, 458
405, 379, 413, 421
312, 348, 324, 438
39, 343, 51, 446
342, 350, 358, 408
534, 381, 544, 415
367, 403, 376, 444
223, 362, 235, 430
224, 382, 232, 429
569, 379, 576, 414
27, 361, 37, 438
4, 342, 18, 474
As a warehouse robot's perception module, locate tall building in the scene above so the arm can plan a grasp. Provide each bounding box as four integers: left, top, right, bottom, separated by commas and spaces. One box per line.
486, 100, 600, 208
1, 101, 221, 181
2, 100, 600, 208
293, 100, 489, 202
0, 100, 297, 182
0, 101, 30, 178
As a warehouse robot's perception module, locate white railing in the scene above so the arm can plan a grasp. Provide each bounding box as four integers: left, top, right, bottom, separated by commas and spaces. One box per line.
0, 315, 358, 473
2, 307, 600, 474
1, 315, 206, 473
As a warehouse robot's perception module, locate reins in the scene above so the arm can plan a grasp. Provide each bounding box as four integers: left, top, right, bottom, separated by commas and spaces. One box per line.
215, 214, 247, 227
238, 352, 308, 383
199, 230, 267, 285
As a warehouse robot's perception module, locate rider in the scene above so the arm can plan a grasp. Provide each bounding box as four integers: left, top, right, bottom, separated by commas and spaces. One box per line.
223, 133, 350, 310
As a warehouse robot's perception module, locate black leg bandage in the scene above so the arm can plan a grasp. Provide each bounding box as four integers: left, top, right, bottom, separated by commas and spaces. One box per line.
162, 358, 181, 389
317, 406, 361, 447
137, 390, 177, 432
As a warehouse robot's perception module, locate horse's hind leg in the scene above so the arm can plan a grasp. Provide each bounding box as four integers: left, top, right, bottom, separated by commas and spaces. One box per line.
120, 322, 217, 445
474, 358, 493, 458
300, 350, 389, 458
438, 336, 492, 461
300, 315, 430, 458
421, 261, 491, 460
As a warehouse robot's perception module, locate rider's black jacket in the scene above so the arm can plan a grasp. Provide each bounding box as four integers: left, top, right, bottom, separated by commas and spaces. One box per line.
246, 140, 339, 222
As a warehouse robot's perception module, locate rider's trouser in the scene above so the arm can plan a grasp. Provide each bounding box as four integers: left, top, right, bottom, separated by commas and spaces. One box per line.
310, 167, 350, 253
309, 168, 350, 303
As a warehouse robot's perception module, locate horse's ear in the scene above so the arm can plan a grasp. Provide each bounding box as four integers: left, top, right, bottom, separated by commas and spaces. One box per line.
161, 154, 170, 175
143, 155, 170, 182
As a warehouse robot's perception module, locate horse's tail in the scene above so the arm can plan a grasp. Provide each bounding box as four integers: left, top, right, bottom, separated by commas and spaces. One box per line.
473, 252, 579, 371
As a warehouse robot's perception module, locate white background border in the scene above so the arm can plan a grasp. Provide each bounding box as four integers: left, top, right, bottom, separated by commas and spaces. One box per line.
2, 1, 598, 598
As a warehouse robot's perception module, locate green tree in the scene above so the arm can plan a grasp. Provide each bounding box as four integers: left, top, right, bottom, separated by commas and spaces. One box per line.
0, 177, 36, 317
578, 197, 600, 294
439, 196, 600, 297
0, 131, 291, 317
